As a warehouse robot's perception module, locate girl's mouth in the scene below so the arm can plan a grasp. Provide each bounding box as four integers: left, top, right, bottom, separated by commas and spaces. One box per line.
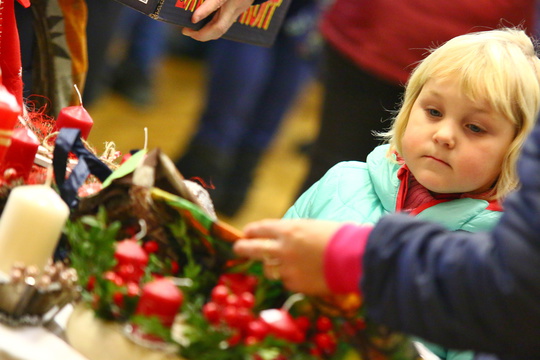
425, 156, 450, 167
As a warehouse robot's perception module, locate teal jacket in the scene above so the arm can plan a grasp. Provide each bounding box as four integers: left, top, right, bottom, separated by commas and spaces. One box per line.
283, 144, 503, 360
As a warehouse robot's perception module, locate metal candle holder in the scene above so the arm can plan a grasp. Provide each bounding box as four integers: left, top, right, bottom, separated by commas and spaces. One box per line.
0, 262, 80, 327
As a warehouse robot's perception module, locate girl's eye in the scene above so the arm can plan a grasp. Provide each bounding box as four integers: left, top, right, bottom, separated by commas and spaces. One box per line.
427, 108, 442, 117
466, 124, 485, 133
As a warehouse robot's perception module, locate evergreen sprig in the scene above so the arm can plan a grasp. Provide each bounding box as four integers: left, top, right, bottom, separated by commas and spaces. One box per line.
65, 207, 120, 287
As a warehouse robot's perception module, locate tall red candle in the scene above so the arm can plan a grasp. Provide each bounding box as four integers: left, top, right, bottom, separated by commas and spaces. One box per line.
55, 105, 93, 140
1, 128, 39, 180
135, 278, 183, 328
0, 85, 21, 165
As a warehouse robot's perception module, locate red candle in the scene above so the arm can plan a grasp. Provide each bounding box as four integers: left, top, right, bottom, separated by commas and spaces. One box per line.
55, 105, 93, 139
114, 239, 149, 283
135, 278, 183, 328
0, 85, 21, 164
1, 127, 39, 180
259, 309, 304, 342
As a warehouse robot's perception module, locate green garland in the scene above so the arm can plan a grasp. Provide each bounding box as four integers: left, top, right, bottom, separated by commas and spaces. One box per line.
65, 207, 420, 360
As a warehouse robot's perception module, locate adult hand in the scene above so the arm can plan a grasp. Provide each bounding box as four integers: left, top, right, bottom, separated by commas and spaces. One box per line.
182, 0, 255, 41
233, 219, 343, 295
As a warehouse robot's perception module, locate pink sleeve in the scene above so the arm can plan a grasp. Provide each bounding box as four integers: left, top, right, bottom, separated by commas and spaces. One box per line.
324, 224, 373, 294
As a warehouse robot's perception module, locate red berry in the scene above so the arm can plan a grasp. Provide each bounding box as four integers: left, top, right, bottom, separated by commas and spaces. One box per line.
244, 335, 259, 346
223, 305, 241, 327
227, 330, 242, 347
211, 284, 230, 305
290, 329, 306, 343
235, 307, 254, 330
126, 282, 140, 297
309, 347, 322, 357
294, 316, 311, 332
104, 271, 125, 286
218, 273, 258, 294
113, 292, 124, 307
103, 271, 116, 281
246, 319, 270, 340
314, 332, 337, 354
86, 275, 96, 291
117, 263, 136, 280
315, 316, 333, 332
143, 240, 159, 254
170, 261, 180, 274
226, 293, 240, 307
238, 292, 255, 309
202, 302, 221, 324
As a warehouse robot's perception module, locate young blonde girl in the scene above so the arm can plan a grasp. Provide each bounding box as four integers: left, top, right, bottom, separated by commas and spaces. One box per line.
279, 28, 540, 360
384, 28, 540, 200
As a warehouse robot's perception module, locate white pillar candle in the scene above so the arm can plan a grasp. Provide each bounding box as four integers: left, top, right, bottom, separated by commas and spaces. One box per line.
0, 185, 70, 274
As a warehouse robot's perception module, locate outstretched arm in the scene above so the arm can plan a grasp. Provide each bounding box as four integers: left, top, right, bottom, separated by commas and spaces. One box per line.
234, 219, 344, 294
234, 122, 540, 356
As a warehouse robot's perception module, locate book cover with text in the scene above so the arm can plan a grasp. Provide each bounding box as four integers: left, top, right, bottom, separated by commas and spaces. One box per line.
113, 0, 291, 47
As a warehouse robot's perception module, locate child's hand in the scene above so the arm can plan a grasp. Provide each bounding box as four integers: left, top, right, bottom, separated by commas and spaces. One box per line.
233, 219, 343, 295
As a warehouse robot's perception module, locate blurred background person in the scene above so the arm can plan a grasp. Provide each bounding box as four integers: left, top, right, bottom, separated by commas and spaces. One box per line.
83, 0, 125, 107
107, 9, 172, 107
84, 7, 173, 108
174, 0, 325, 218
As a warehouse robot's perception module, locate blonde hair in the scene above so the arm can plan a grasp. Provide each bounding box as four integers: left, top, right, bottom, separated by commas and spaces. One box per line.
382, 28, 540, 200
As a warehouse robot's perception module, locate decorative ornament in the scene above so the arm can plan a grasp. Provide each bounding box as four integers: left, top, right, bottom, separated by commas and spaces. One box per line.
0, 262, 79, 326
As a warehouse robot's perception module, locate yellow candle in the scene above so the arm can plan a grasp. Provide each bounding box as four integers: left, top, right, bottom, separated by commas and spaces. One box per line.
0, 185, 70, 274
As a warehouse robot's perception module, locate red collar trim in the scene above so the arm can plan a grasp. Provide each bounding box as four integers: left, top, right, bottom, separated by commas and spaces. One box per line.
395, 164, 503, 214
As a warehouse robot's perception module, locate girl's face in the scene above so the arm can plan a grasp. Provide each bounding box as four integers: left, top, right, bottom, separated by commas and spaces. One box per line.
401, 77, 515, 195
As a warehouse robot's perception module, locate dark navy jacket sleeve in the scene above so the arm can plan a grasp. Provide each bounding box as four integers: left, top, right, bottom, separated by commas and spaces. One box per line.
362, 121, 540, 358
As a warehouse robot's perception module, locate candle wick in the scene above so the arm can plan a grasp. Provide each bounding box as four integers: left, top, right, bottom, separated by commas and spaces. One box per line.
18, 114, 27, 127
45, 166, 53, 187
73, 84, 83, 107
143, 127, 148, 150
135, 219, 147, 240
281, 293, 305, 312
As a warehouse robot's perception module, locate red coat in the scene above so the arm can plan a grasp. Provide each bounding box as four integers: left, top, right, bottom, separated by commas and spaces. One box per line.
320, 0, 536, 84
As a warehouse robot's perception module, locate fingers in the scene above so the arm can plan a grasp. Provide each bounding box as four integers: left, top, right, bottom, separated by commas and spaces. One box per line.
263, 253, 282, 281
233, 238, 279, 260
242, 219, 287, 238
182, 0, 254, 42
182, 12, 230, 42
233, 238, 283, 280
233, 219, 339, 295
191, 0, 227, 23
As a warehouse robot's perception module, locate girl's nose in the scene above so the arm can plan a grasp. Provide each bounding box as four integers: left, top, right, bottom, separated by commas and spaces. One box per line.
432, 122, 456, 148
